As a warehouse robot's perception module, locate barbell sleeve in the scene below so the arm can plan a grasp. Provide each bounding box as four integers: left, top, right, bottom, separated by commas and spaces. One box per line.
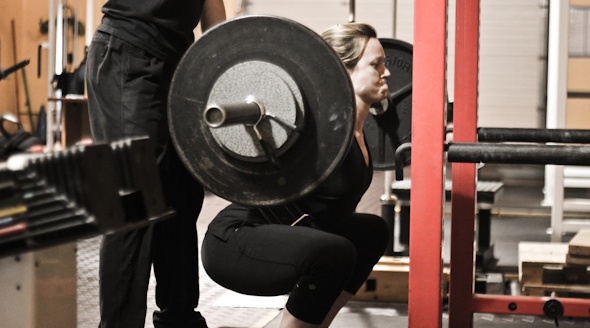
203, 101, 263, 128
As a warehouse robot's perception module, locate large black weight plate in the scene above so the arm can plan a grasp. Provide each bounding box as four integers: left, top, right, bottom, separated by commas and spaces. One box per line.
364, 38, 413, 170
168, 15, 356, 207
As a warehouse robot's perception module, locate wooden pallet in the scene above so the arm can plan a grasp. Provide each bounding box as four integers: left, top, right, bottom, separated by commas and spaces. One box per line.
567, 229, 590, 265
522, 283, 590, 297
353, 256, 449, 302
519, 242, 569, 286
519, 235, 590, 298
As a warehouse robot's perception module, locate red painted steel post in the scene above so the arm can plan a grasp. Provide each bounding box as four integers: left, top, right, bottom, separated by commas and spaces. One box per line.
448, 0, 480, 327
408, 1, 448, 327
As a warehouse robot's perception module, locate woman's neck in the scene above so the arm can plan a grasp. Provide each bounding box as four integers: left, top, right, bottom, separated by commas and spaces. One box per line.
354, 101, 371, 166
355, 101, 370, 135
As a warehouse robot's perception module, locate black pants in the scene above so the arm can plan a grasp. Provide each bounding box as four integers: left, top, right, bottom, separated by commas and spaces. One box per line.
201, 204, 388, 324
87, 30, 205, 328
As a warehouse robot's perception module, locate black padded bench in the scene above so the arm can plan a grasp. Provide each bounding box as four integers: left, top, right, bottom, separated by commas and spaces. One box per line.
389, 179, 504, 269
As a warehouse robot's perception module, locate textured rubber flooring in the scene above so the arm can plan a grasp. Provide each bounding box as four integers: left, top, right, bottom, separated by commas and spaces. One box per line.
75, 171, 590, 327
264, 301, 590, 327
76, 195, 285, 328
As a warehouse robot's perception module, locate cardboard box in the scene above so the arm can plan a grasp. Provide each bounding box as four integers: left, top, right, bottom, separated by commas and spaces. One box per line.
568, 58, 590, 92
566, 98, 590, 129
571, 0, 590, 7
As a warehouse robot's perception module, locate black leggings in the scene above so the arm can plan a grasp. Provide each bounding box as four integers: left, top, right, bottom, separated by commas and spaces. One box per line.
201, 206, 388, 324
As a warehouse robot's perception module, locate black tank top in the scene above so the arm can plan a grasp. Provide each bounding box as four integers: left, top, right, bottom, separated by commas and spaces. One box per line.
206, 138, 374, 240
98, 0, 204, 64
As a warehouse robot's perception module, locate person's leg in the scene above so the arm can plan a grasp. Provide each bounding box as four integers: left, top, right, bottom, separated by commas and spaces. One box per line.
318, 291, 353, 328
86, 30, 171, 327
268, 290, 355, 328
88, 31, 152, 328
202, 216, 356, 326
322, 213, 389, 295
152, 142, 205, 328
97, 229, 153, 327
86, 31, 167, 147
280, 309, 317, 328
314, 213, 388, 327
287, 212, 388, 328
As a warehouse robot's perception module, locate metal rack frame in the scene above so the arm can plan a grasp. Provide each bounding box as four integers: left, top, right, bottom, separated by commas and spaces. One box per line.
409, 1, 590, 327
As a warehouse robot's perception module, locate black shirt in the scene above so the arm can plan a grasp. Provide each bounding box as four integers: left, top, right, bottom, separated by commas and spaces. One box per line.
98, 0, 205, 64
206, 138, 373, 241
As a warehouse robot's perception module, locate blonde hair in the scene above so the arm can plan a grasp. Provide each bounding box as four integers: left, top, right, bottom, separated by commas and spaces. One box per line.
321, 23, 377, 68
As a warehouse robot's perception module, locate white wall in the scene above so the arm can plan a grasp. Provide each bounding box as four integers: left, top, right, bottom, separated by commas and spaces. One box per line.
477, 0, 548, 128
243, 0, 548, 129
244, 0, 395, 37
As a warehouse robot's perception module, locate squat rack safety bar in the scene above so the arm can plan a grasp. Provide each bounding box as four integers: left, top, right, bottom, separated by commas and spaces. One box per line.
444, 126, 590, 143
394, 141, 590, 181
410, 1, 590, 327
447, 143, 590, 166
476, 127, 590, 143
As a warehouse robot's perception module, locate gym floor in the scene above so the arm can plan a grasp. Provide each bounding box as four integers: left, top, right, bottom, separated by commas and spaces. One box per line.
76, 165, 590, 327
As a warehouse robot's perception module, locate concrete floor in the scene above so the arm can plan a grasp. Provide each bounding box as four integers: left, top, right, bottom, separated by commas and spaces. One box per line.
75, 167, 590, 327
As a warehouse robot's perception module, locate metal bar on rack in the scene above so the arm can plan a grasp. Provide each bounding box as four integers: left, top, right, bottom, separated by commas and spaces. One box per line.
10, 20, 22, 121
472, 294, 590, 318
47, 0, 56, 150
348, 0, 355, 22
54, 0, 65, 144
478, 127, 590, 143
447, 143, 590, 166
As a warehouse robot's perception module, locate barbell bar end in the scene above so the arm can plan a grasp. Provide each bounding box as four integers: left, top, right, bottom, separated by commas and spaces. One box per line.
203, 100, 263, 128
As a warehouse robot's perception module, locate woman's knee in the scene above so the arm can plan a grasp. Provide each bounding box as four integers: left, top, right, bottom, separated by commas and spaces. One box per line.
357, 213, 389, 253
308, 236, 357, 278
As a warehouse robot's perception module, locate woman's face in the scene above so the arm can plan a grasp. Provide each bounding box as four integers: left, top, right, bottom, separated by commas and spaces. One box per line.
347, 37, 391, 106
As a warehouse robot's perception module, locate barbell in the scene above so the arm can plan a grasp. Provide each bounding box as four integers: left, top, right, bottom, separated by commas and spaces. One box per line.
168, 15, 413, 206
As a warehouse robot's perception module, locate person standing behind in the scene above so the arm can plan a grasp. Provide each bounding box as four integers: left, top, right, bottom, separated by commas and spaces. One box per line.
85, 1, 225, 327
